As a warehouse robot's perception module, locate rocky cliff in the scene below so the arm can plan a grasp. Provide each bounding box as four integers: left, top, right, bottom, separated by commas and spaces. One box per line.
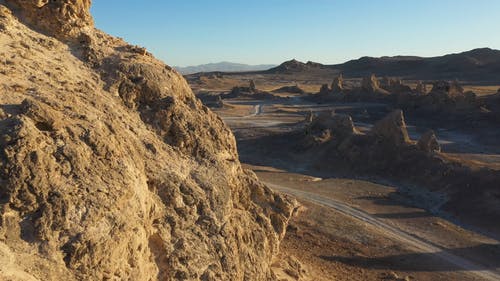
0, 1, 295, 280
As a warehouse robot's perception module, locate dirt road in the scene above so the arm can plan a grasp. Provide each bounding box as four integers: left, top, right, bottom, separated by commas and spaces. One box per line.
265, 181, 500, 281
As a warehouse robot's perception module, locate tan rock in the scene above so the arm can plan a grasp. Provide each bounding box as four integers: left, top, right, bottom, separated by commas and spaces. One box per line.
371, 110, 411, 145
430, 80, 464, 97
4, 0, 93, 40
308, 112, 358, 140
0, 2, 293, 281
361, 74, 381, 92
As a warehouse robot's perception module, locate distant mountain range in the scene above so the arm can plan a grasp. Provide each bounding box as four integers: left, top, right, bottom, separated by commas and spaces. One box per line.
174, 62, 276, 75
265, 48, 500, 83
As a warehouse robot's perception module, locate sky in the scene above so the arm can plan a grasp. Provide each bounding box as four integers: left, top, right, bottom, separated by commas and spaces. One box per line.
91, 0, 500, 67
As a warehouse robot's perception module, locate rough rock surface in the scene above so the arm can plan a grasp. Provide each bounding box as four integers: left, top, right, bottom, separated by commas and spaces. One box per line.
0, 2, 295, 281
4, 0, 93, 40
304, 112, 358, 146
371, 110, 411, 145
417, 130, 441, 153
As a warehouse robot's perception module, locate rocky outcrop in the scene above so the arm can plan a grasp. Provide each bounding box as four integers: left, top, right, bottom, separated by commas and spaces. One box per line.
331, 74, 344, 93
417, 130, 441, 153
361, 74, 381, 92
380, 77, 412, 94
215, 95, 224, 108
371, 110, 411, 145
430, 80, 464, 97
0, 2, 294, 281
304, 111, 358, 146
4, 0, 93, 40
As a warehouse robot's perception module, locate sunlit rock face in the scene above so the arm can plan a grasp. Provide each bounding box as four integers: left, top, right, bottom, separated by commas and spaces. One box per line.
0, 1, 295, 280
4, 0, 93, 40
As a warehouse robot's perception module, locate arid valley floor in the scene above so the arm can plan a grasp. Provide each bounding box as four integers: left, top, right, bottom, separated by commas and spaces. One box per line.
193, 70, 500, 281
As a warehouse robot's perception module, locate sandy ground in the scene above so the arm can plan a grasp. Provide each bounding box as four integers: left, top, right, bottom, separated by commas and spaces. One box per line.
188, 74, 500, 97
208, 95, 500, 281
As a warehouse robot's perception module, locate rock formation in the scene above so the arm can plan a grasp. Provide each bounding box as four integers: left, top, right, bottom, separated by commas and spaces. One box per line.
0, 2, 294, 281
4, 0, 93, 40
430, 80, 464, 97
380, 77, 412, 94
361, 74, 381, 92
304, 111, 358, 146
331, 74, 344, 93
371, 110, 411, 145
417, 130, 441, 153
249, 79, 256, 92
319, 84, 330, 95
415, 81, 427, 94
215, 95, 224, 108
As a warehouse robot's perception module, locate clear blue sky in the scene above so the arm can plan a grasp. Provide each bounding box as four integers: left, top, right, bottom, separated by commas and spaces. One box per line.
91, 0, 500, 67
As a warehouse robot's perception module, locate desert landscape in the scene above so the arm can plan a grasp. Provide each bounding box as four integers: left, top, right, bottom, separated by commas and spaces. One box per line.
192, 58, 500, 280
1, 1, 499, 281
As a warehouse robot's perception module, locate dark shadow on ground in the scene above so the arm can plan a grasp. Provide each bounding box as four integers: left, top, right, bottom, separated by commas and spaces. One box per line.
320, 244, 500, 272
373, 211, 431, 219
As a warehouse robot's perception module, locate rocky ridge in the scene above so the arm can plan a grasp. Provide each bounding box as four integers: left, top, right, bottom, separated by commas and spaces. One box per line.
0, 1, 295, 280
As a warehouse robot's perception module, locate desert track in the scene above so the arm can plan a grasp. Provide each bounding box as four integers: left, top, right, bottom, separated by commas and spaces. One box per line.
265, 182, 500, 281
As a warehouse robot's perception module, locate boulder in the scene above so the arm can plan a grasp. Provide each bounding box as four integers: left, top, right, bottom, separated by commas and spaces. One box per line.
417, 130, 441, 153
371, 110, 411, 145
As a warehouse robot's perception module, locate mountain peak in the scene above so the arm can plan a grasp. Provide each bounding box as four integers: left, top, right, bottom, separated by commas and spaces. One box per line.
175, 62, 276, 74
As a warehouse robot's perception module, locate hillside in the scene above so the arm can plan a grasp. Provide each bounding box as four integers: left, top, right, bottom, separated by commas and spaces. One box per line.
0, 1, 294, 280
263, 48, 500, 83
175, 62, 276, 75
